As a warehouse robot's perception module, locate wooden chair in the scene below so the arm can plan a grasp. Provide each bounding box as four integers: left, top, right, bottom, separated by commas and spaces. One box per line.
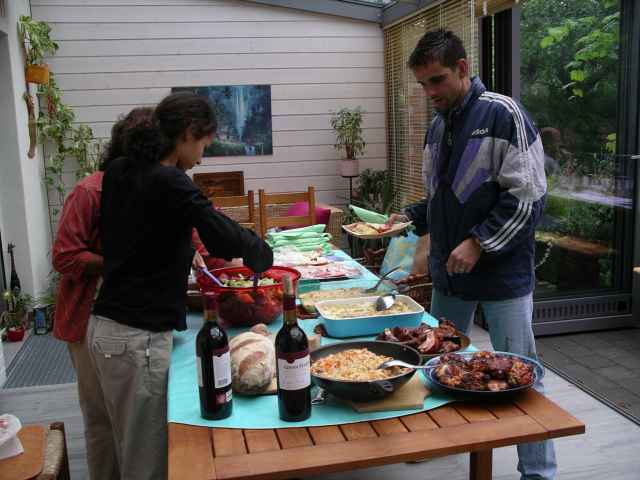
193, 171, 244, 198
258, 186, 316, 238
37, 422, 70, 480
211, 191, 256, 231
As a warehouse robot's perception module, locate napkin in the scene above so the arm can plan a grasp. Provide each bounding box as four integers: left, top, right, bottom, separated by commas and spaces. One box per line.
0, 414, 24, 461
349, 205, 389, 224
266, 224, 333, 254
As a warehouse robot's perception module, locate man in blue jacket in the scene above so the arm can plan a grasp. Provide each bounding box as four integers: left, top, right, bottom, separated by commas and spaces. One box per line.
386, 29, 556, 479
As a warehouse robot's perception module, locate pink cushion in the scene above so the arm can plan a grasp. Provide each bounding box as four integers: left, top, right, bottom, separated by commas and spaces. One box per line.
284, 202, 331, 229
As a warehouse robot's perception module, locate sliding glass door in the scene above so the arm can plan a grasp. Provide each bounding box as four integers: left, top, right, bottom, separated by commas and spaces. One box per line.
479, 0, 638, 333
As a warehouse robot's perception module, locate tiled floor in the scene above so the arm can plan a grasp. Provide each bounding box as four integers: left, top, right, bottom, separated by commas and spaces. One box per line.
537, 326, 640, 422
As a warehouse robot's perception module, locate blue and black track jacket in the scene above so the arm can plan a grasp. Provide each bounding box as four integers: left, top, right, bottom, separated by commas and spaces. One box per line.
405, 77, 547, 301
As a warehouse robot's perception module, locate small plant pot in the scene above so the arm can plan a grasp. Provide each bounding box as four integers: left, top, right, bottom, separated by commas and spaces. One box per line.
7, 326, 25, 342
338, 158, 359, 177
25, 64, 50, 84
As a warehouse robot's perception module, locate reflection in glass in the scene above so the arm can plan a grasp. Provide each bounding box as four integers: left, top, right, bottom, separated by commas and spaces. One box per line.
535, 154, 635, 296
519, 0, 634, 297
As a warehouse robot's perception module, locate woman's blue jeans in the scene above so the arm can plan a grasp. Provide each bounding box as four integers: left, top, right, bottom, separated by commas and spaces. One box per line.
431, 289, 558, 480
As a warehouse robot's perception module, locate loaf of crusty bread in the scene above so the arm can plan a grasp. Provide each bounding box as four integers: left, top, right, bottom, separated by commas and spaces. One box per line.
229, 330, 275, 394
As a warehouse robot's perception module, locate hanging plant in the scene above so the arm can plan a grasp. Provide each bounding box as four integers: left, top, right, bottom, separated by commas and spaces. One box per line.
37, 77, 76, 209
37, 76, 102, 213
18, 16, 58, 85
71, 124, 105, 180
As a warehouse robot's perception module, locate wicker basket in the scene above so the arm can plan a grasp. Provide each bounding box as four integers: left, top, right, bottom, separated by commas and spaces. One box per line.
325, 205, 344, 244
399, 277, 433, 311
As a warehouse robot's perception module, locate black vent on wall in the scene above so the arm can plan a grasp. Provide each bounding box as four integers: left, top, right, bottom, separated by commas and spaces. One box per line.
533, 295, 632, 322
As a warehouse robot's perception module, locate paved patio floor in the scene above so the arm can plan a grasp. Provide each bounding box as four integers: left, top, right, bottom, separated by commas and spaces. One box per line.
537, 326, 640, 423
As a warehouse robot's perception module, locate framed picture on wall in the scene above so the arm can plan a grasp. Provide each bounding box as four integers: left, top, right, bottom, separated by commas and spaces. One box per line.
172, 84, 273, 157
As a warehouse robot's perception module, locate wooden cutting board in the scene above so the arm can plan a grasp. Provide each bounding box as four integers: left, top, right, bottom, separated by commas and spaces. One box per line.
344, 375, 430, 413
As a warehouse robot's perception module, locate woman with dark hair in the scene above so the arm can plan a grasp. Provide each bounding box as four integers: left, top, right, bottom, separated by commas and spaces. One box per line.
89, 92, 273, 479
53, 106, 154, 480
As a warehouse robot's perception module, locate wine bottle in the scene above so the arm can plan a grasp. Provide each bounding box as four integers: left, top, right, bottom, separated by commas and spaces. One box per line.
196, 295, 232, 420
8, 243, 21, 293
275, 275, 311, 421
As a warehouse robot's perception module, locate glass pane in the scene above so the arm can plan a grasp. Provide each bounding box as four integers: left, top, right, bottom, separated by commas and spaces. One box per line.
519, 0, 634, 297
535, 153, 636, 296
521, 0, 620, 157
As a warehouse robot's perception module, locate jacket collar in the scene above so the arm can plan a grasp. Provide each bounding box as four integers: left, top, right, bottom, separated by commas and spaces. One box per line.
445, 76, 486, 124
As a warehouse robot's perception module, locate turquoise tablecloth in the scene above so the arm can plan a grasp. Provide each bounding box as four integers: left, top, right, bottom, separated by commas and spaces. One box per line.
168, 252, 457, 429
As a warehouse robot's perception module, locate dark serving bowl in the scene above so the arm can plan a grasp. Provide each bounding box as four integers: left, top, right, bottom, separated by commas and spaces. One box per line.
420, 351, 545, 400
310, 340, 421, 402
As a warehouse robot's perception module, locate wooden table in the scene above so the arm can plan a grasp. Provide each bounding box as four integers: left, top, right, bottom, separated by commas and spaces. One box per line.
168, 389, 585, 480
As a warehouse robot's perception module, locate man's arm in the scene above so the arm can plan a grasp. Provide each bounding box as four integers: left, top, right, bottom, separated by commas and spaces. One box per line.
470, 100, 547, 256
52, 185, 103, 278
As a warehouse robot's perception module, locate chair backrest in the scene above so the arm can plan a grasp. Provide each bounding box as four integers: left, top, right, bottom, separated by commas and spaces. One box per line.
258, 186, 316, 238
193, 171, 244, 197
211, 191, 256, 230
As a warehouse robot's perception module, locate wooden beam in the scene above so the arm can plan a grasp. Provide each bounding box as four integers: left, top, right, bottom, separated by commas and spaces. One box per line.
475, 0, 516, 17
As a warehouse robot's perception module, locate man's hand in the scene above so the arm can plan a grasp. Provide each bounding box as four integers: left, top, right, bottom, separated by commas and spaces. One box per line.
446, 237, 482, 275
384, 213, 410, 229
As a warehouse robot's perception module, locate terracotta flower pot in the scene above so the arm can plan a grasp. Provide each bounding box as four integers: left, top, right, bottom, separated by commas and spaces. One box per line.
7, 326, 25, 342
338, 158, 359, 177
25, 64, 50, 85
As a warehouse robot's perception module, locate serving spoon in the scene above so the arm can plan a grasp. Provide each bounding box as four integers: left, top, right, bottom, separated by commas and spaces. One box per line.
363, 266, 401, 293
198, 266, 225, 287
377, 359, 435, 370
374, 293, 396, 311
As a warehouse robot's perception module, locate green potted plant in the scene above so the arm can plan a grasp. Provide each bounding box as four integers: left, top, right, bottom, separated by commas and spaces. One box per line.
1, 289, 34, 342
330, 107, 366, 177
18, 15, 59, 84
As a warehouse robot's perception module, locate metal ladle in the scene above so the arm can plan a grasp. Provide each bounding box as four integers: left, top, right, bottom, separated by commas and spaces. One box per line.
374, 293, 397, 311
377, 359, 435, 370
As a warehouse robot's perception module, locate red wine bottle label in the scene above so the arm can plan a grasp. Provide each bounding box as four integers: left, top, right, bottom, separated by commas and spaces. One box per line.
212, 350, 231, 389
196, 356, 203, 387
277, 349, 310, 390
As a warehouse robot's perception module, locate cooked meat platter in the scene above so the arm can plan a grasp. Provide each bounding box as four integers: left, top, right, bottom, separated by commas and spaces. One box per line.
422, 351, 544, 398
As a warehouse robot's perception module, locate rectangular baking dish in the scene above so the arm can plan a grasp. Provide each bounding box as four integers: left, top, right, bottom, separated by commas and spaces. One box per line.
315, 295, 424, 338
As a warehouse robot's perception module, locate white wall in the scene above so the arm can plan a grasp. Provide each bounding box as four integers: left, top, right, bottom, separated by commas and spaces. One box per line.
0, 0, 53, 386
0, 0, 52, 299
31, 0, 386, 204
31, 0, 387, 207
